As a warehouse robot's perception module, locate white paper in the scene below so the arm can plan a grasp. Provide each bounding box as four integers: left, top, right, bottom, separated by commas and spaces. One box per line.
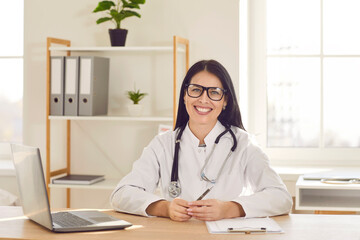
80, 58, 92, 94
51, 58, 62, 94
65, 58, 77, 94
206, 217, 283, 234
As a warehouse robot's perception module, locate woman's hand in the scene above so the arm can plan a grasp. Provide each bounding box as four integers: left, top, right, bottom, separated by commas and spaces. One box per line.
186, 199, 245, 221
146, 198, 191, 222
168, 198, 192, 222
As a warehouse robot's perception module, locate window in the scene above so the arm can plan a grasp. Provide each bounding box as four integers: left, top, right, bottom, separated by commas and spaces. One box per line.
247, 0, 360, 165
0, 0, 23, 159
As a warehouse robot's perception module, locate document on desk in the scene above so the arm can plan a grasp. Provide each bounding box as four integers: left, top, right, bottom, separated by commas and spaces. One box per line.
206, 217, 284, 234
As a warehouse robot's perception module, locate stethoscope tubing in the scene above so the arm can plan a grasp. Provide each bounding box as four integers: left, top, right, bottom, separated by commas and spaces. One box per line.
169, 124, 237, 198
171, 124, 186, 182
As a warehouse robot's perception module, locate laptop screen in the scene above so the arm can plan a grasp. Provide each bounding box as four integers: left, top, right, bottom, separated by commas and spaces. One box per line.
11, 144, 53, 230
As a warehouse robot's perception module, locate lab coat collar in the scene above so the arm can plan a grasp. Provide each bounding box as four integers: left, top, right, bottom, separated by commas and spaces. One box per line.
204, 121, 226, 146
184, 123, 202, 147
184, 121, 226, 147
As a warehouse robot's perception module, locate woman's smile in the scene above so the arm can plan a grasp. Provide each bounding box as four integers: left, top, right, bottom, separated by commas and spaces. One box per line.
194, 105, 212, 114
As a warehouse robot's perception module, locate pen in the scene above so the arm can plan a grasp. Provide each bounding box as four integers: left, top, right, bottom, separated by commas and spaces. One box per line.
227, 227, 266, 234
196, 186, 214, 200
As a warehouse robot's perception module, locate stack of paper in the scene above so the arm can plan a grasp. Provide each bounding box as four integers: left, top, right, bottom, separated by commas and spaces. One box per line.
206, 217, 283, 234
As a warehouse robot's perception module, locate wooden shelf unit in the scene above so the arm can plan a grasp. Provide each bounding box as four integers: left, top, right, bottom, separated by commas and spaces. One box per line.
46, 36, 189, 207
49, 115, 173, 122
49, 46, 185, 52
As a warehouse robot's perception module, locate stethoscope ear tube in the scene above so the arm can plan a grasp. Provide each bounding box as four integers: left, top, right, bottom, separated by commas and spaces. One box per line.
215, 128, 229, 144
171, 140, 180, 182
214, 126, 237, 151
171, 125, 186, 182
228, 128, 237, 151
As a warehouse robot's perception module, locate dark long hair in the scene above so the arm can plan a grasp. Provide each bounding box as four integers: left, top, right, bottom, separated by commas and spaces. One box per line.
174, 60, 245, 131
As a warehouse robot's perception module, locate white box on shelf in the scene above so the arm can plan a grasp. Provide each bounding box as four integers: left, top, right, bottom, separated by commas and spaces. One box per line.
295, 176, 360, 212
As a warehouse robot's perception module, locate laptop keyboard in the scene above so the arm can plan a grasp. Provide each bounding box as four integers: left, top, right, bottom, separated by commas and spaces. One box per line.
52, 212, 93, 228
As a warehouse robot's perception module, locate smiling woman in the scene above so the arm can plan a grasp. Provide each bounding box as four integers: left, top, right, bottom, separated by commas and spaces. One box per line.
110, 59, 292, 222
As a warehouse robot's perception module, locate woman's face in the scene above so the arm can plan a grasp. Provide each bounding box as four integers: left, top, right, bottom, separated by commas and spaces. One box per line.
184, 71, 227, 130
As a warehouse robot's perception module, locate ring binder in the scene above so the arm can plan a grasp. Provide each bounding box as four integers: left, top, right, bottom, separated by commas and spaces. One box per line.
79, 56, 109, 116
50, 56, 65, 116
64, 56, 80, 116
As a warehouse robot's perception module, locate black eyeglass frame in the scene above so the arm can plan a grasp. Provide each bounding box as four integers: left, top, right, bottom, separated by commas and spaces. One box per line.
185, 84, 227, 101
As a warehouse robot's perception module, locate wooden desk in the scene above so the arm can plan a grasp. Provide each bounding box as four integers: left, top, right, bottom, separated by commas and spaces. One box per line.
1, 206, 360, 240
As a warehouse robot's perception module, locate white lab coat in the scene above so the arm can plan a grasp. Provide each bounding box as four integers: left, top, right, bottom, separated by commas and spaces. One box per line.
110, 121, 292, 218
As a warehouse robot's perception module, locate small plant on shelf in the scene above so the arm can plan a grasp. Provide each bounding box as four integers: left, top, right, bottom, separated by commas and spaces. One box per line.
126, 87, 147, 117
126, 88, 147, 104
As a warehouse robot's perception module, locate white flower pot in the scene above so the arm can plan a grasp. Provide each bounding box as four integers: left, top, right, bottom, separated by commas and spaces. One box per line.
127, 104, 143, 117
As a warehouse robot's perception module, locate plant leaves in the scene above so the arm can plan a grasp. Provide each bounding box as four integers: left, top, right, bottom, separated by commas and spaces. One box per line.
121, 10, 141, 19
121, 0, 129, 5
110, 9, 121, 20
96, 17, 113, 24
93, 1, 115, 12
110, 9, 120, 17
130, 0, 145, 4
109, 9, 122, 28
127, 90, 147, 104
123, 2, 140, 9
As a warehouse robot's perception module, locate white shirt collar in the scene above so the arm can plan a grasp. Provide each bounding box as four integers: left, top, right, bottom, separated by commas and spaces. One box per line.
183, 121, 226, 147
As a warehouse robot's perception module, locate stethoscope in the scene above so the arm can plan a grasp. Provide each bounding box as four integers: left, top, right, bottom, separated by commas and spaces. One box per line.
168, 124, 238, 198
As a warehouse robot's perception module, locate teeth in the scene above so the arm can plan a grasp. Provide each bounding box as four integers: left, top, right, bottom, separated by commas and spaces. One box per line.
196, 106, 211, 113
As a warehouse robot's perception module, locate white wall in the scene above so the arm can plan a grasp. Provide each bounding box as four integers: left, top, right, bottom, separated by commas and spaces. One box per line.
23, 0, 240, 208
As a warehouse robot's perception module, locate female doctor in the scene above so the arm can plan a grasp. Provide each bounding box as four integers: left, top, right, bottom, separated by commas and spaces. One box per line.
110, 60, 292, 222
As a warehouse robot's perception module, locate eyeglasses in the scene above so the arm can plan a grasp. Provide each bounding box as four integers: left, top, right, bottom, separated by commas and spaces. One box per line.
185, 84, 226, 101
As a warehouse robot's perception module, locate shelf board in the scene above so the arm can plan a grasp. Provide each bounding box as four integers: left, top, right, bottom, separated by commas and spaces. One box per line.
49, 115, 173, 122
48, 178, 120, 190
49, 46, 185, 53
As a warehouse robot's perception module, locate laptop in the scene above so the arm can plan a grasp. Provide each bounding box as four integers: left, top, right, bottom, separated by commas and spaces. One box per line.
11, 144, 132, 232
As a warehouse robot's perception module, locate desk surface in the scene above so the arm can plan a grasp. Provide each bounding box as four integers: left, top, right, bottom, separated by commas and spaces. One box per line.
1, 206, 360, 240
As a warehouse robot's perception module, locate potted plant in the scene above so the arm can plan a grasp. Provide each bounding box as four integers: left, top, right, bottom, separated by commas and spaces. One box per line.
93, 0, 146, 46
126, 87, 147, 116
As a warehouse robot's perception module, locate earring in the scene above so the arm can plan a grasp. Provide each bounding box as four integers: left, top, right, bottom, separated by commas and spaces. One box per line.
223, 105, 226, 110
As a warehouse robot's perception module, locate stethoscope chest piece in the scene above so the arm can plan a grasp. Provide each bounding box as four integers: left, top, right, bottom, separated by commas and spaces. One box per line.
168, 181, 181, 198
